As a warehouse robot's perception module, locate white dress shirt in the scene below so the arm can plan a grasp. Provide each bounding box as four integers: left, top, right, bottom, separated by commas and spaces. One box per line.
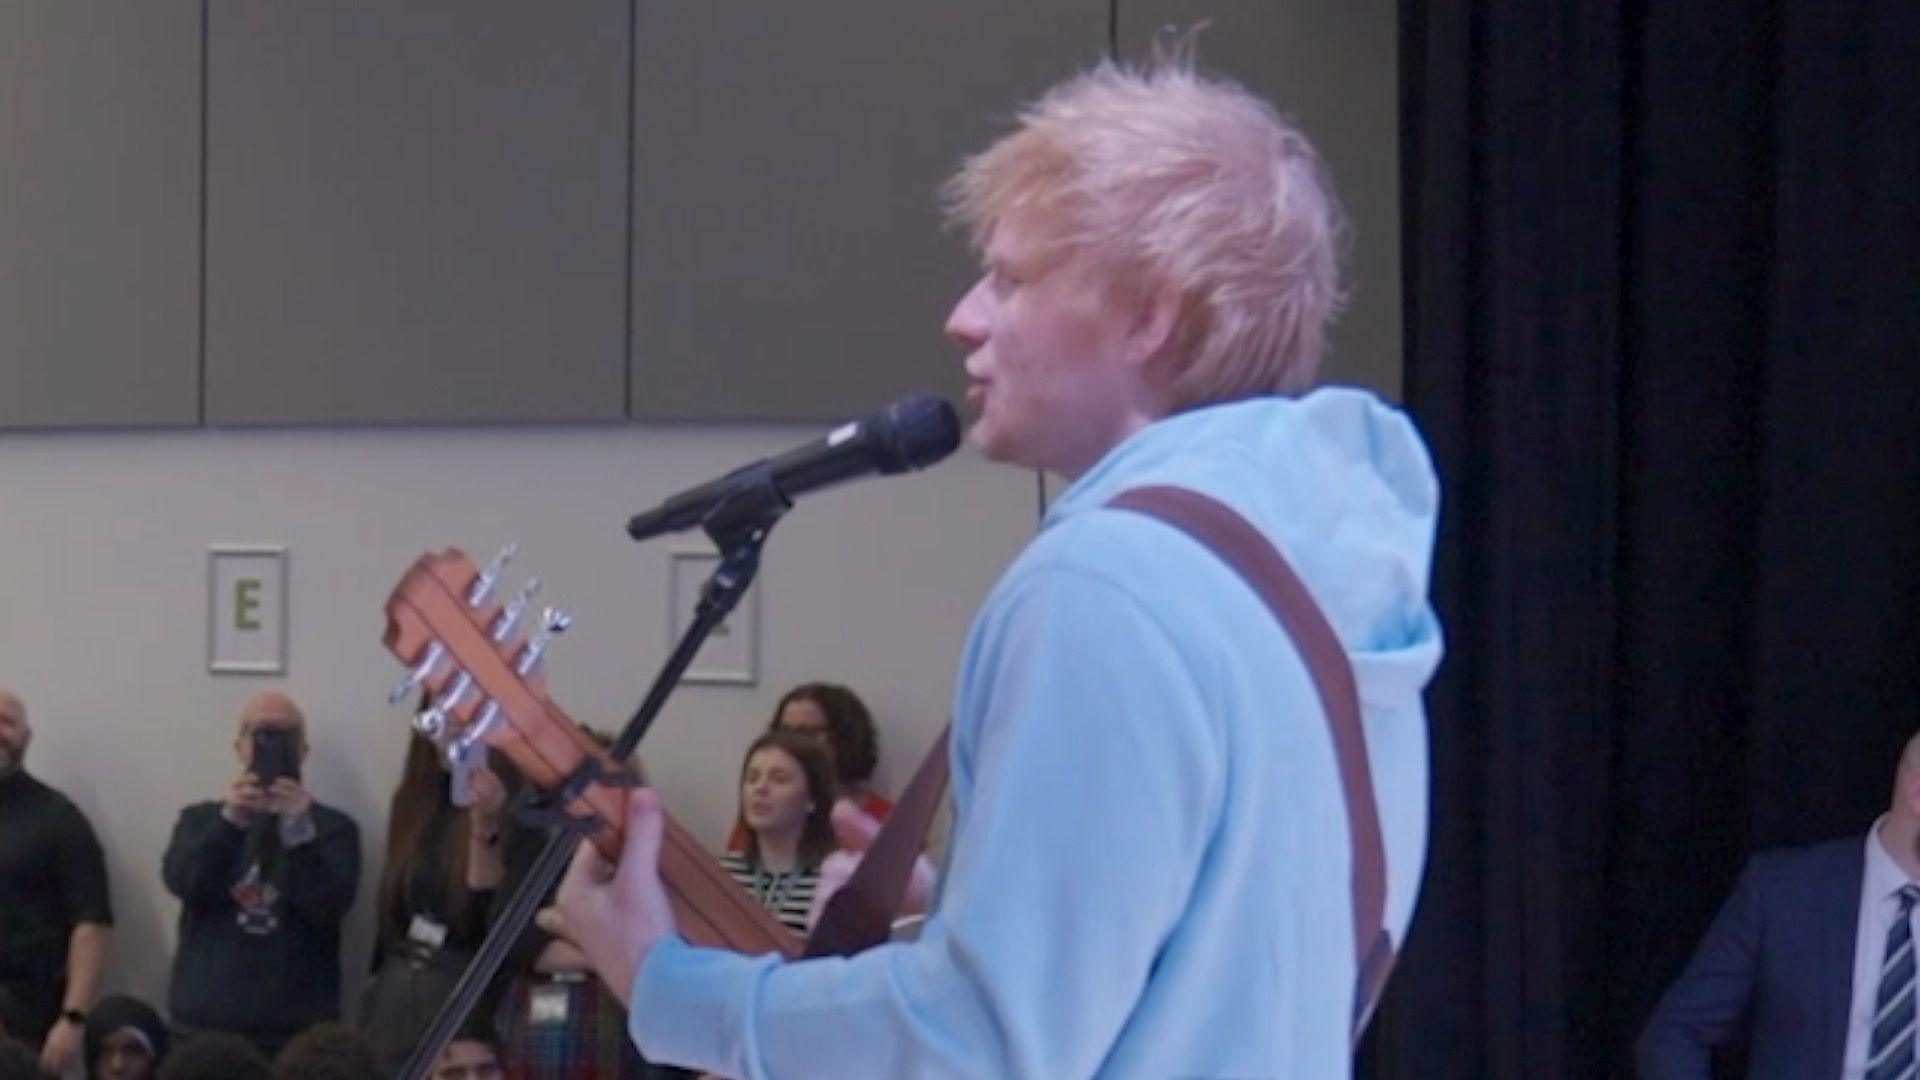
1843, 815, 1920, 1078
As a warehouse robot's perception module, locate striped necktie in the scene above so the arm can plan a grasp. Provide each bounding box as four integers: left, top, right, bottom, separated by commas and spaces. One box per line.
1868, 883, 1920, 1080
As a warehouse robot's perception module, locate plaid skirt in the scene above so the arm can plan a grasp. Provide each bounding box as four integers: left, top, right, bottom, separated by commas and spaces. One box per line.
493, 971, 688, 1079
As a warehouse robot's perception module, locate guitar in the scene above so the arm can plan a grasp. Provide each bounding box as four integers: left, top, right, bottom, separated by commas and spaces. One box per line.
380, 543, 802, 959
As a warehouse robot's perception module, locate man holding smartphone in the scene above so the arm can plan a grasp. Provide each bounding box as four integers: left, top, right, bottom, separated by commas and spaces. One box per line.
162, 691, 360, 1059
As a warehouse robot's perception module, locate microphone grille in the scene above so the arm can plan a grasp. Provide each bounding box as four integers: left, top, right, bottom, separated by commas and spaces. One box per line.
873, 394, 962, 473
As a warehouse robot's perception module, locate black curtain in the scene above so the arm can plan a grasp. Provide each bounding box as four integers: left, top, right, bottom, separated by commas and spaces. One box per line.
1360, 1, 1920, 1076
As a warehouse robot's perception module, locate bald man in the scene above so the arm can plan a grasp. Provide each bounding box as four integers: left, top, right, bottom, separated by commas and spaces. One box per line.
1639, 732, 1920, 1078
162, 692, 359, 1060
0, 687, 113, 1076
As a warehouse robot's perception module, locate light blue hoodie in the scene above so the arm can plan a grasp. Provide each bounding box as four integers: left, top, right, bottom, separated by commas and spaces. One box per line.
632, 388, 1444, 1078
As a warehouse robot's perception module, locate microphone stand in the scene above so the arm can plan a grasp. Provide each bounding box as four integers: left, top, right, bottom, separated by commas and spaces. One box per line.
396, 470, 791, 1080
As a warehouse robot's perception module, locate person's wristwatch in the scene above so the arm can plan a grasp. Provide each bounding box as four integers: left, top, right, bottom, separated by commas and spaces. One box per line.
59, 1007, 86, 1027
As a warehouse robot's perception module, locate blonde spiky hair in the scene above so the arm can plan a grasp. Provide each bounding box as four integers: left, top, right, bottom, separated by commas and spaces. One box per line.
943, 46, 1348, 405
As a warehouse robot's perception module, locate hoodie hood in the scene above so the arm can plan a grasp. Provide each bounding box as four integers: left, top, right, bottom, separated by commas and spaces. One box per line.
1046, 387, 1444, 708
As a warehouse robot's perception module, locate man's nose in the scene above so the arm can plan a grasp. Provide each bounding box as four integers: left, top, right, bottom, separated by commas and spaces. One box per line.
945, 278, 990, 350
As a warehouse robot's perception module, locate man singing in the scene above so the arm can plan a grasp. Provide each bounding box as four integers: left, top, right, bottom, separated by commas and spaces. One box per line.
553, 54, 1443, 1077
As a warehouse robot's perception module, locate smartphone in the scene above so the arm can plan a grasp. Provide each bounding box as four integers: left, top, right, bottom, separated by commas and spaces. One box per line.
251, 726, 300, 785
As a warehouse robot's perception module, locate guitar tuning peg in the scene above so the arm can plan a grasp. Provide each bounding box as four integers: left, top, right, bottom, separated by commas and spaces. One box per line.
447, 748, 476, 808
489, 576, 542, 642
412, 706, 447, 741
514, 607, 572, 675
446, 700, 503, 768
388, 641, 447, 705
466, 543, 520, 607
412, 670, 474, 740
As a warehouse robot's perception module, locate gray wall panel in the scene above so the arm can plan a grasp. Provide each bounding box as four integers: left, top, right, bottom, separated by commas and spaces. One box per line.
1119, 2, 1403, 399
0, 1, 201, 428
204, 0, 629, 425
629, 3, 1109, 421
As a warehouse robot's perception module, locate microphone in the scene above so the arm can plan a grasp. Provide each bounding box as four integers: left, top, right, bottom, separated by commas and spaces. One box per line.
626, 394, 962, 542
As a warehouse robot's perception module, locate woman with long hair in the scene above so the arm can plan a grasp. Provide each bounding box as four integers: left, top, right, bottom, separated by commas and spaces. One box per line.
718, 729, 838, 934
358, 709, 511, 1075
727, 682, 890, 852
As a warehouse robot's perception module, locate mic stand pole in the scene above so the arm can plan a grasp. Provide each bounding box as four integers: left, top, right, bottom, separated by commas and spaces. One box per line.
396, 472, 791, 1080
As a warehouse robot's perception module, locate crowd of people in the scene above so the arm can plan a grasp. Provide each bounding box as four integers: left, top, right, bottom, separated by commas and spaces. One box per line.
0, 679, 904, 1079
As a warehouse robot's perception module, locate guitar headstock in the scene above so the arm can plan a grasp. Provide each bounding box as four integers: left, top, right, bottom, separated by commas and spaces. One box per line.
382, 545, 579, 777
379, 544, 804, 958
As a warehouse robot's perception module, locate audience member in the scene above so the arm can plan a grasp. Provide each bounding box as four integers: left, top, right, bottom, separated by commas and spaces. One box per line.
153, 1032, 270, 1080
431, 1024, 502, 1080
718, 730, 837, 935
0, 687, 113, 1077
269, 1021, 380, 1080
772, 684, 890, 819
360, 717, 510, 1073
83, 995, 169, 1080
1640, 729, 1920, 1075
161, 692, 360, 1060
728, 683, 889, 852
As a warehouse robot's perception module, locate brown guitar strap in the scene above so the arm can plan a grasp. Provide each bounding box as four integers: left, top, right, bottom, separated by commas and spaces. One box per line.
807, 484, 1394, 1044
1107, 484, 1393, 1042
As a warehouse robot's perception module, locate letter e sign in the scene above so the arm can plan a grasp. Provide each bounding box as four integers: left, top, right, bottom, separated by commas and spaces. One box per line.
210, 546, 288, 674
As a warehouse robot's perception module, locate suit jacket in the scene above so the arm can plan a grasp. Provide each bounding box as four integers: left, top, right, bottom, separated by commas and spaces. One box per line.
1637, 835, 1865, 1080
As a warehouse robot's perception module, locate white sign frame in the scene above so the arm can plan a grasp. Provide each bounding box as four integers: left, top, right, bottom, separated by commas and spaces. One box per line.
208, 545, 289, 675
668, 548, 759, 685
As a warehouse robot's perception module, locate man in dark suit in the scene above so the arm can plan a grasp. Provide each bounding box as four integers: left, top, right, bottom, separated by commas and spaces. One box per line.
1638, 735, 1920, 1078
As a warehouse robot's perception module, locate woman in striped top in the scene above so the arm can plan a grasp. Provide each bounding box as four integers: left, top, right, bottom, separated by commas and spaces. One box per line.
717, 730, 839, 935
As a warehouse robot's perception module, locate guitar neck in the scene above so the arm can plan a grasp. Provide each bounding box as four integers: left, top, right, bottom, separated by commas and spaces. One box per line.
505, 704, 804, 959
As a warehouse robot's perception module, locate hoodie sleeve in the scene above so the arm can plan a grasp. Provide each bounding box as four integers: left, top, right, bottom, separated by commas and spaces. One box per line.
630, 562, 1222, 1078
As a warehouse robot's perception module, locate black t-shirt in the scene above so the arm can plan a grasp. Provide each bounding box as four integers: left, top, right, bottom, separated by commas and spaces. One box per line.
0, 769, 113, 984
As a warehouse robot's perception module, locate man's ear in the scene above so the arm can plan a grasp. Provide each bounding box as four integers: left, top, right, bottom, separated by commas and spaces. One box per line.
1121, 284, 1182, 371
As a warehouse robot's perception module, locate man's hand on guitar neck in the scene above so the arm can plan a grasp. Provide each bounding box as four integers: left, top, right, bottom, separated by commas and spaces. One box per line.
540, 788, 679, 1006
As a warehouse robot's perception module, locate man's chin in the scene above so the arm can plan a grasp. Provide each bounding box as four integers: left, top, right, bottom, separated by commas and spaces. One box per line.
971, 432, 1050, 475
967, 422, 1015, 464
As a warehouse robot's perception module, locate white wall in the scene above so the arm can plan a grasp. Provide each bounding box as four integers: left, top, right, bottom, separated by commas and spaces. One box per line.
0, 422, 1035, 1009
